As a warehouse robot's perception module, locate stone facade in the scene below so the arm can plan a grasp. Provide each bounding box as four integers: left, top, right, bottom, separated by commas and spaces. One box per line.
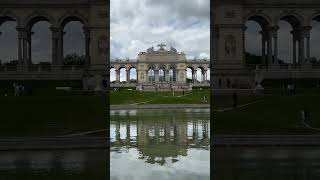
110, 44, 210, 91
213, 0, 320, 89
0, 0, 108, 90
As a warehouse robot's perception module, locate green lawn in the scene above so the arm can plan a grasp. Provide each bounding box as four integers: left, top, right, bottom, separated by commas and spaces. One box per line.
213, 93, 320, 135
0, 95, 106, 137
110, 89, 210, 105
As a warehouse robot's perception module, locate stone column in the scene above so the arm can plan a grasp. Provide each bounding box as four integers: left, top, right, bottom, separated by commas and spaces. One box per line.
27, 31, 33, 65
298, 29, 305, 64
16, 27, 26, 69
51, 28, 59, 66
272, 27, 278, 64
59, 30, 65, 65
83, 27, 91, 65
260, 31, 266, 65
165, 69, 169, 82
204, 70, 207, 82
23, 36, 28, 68
194, 70, 197, 83
267, 30, 273, 67
155, 69, 159, 82
304, 27, 311, 63
126, 69, 130, 83
291, 30, 297, 64
115, 69, 120, 83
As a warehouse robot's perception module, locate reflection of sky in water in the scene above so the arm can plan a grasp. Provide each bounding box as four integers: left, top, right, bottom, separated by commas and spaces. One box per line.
110, 110, 210, 179
29, 152, 53, 170
60, 151, 86, 171
0, 150, 106, 177
214, 147, 320, 179
111, 147, 210, 180
0, 153, 16, 170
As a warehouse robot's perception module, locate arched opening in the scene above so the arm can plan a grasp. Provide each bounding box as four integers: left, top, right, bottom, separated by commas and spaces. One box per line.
244, 15, 270, 65
110, 67, 116, 83
61, 17, 86, 65
310, 16, 320, 64
0, 16, 18, 68
196, 67, 204, 83
148, 66, 155, 83
159, 67, 165, 82
186, 67, 193, 83
278, 15, 302, 64
119, 67, 127, 83
129, 67, 137, 83
169, 66, 176, 82
27, 16, 52, 66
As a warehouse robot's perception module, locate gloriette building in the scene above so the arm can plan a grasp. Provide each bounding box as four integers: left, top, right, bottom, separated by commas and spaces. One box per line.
110, 44, 210, 91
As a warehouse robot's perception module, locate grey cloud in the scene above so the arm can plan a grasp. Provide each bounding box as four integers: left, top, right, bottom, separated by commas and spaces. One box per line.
111, 0, 210, 59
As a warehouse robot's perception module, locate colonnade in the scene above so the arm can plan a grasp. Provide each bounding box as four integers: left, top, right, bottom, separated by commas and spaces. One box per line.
256, 26, 311, 66
190, 68, 209, 83
111, 120, 210, 145
110, 67, 210, 84
12, 26, 91, 68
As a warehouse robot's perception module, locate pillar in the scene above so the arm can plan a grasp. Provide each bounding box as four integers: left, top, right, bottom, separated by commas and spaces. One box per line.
194, 70, 197, 83
59, 30, 65, 65
291, 30, 297, 64
204, 70, 207, 82
27, 31, 33, 65
272, 27, 278, 64
155, 69, 159, 82
51, 27, 64, 66
83, 27, 91, 65
115, 69, 120, 82
304, 27, 311, 64
165, 69, 169, 82
260, 31, 266, 65
16, 27, 26, 69
299, 29, 305, 64
126, 69, 130, 83
267, 30, 273, 66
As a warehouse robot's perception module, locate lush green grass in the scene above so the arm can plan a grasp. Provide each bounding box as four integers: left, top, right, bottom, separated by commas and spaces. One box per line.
214, 94, 320, 134
110, 89, 210, 105
0, 95, 106, 137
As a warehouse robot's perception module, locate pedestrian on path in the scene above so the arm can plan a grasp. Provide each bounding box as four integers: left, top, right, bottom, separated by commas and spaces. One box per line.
233, 92, 238, 108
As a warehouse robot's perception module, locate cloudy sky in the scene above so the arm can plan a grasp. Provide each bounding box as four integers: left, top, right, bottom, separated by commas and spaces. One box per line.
110, 0, 210, 60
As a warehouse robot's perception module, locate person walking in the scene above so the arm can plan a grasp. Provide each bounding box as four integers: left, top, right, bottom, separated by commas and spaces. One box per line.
233, 92, 238, 108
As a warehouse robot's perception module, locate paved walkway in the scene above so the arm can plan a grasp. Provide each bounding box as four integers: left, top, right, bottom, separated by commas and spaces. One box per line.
213, 135, 320, 147
0, 137, 108, 151
212, 99, 264, 112
56, 129, 107, 138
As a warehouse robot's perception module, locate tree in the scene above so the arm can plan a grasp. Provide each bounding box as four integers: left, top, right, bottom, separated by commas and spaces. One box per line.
245, 52, 262, 64
63, 53, 85, 65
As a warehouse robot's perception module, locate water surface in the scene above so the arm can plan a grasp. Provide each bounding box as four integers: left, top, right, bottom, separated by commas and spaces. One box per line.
110, 109, 210, 180
0, 149, 108, 179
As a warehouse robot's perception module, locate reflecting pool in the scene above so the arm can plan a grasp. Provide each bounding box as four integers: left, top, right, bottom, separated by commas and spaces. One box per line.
110, 109, 210, 180
0, 149, 108, 179
213, 147, 320, 180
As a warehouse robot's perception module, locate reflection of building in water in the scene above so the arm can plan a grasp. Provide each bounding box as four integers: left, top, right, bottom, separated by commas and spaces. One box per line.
0, 150, 106, 173
110, 118, 210, 165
